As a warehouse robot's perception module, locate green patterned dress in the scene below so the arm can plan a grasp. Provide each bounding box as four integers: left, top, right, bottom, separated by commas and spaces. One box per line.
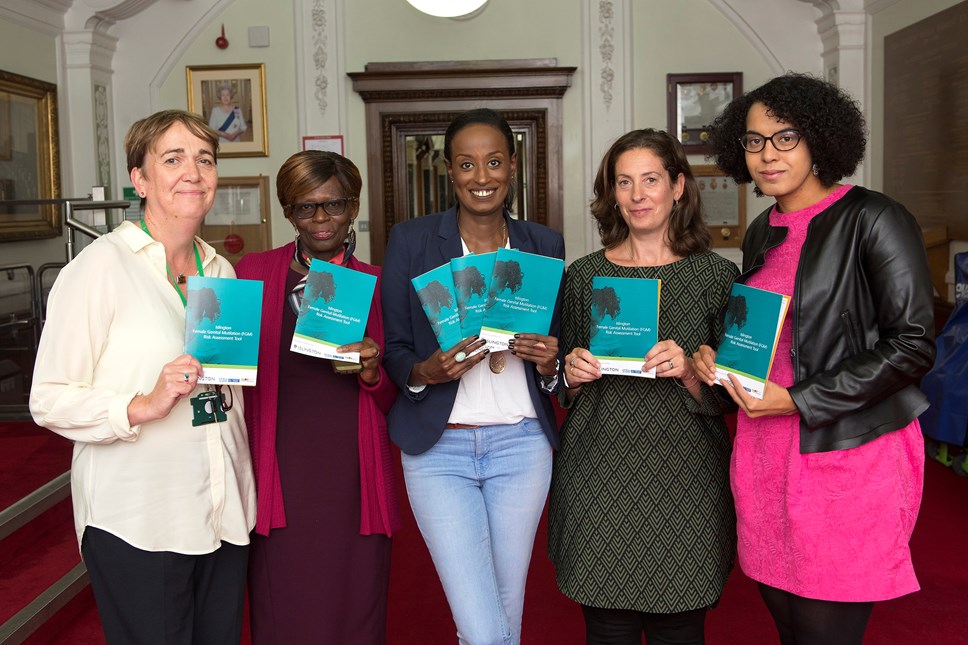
548, 249, 738, 613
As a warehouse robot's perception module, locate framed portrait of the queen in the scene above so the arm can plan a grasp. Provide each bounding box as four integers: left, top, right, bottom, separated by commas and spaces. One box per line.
187, 64, 268, 158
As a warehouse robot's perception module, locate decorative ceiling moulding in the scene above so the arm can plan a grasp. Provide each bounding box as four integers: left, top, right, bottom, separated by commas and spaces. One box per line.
84, 0, 161, 21
404, 0, 488, 19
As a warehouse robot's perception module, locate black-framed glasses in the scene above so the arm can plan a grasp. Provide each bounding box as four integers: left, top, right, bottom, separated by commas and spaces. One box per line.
738, 130, 803, 153
287, 197, 358, 219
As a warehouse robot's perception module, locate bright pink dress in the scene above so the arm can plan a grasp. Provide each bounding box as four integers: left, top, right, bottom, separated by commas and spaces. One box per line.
732, 184, 924, 602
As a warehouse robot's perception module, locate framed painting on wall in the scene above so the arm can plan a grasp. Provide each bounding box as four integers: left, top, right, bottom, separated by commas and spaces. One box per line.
187, 64, 268, 158
693, 164, 745, 248
302, 135, 344, 155
666, 72, 742, 155
200, 175, 271, 265
0, 69, 61, 241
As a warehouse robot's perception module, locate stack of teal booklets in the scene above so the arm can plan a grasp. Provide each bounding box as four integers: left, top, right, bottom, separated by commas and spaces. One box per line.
290, 259, 377, 364
714, 282, 791, 399
185, 276, 264, 386
412, 248, 564, 352
588, 276, 661, 378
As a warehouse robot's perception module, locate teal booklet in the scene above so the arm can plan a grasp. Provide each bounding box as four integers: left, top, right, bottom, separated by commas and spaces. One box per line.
412, 262, 464, 351
185, 276, 263, 386
479, 248, 564, 351
589, 276, 661, 378
450, 252, 497, 339
290, 259, 376, 364
714, 282, 791, 399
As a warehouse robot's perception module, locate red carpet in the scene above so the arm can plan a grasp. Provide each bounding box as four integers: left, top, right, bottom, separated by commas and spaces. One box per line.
3, 419, 966, 644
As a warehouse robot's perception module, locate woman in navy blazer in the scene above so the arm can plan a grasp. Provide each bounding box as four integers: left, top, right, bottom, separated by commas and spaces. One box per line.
381, 109, 564, 645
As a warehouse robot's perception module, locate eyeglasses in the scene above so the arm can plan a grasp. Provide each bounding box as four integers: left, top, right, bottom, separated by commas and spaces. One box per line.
287, 197, 358, 219
738, 130, 803, 153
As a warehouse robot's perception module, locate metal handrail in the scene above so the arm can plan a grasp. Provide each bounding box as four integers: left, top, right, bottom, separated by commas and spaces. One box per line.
0, 563, 89, 645
0, 472, 71, 541
63, 199, 131, 261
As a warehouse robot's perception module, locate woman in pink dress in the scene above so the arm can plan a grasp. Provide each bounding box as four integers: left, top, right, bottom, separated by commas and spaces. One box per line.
693, 73, 936, 645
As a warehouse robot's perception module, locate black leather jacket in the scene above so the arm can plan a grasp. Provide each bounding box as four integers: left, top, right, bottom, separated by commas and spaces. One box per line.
738, 186, 935, 453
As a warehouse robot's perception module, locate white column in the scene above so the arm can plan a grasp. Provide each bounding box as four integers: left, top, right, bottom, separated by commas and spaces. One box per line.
61, 27, 118, 201
293, 0, 347, 147
580, 0, 633, 254
812, 1, 869, 185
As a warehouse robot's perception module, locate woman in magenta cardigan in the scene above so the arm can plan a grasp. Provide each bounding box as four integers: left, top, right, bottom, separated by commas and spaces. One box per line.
236, 150, 400, 644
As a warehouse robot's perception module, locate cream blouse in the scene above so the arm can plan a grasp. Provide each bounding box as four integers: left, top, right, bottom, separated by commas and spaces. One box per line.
30, 221, 256, 554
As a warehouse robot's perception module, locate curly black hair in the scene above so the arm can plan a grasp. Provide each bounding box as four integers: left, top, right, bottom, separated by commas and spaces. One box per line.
709, 73, 866, 190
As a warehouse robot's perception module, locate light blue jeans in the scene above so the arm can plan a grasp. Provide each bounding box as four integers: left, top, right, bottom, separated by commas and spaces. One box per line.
401, 418, 553, 645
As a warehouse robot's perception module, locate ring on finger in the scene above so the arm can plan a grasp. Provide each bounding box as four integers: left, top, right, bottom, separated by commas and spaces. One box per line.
569, 357, 577, 368
668, 359, 674, 369
454, 351, 467, 363
183, 372, 190, 382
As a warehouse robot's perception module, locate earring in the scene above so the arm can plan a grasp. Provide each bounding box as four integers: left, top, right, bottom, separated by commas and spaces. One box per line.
343, 222, 357, 261
812, 164, 819, 177
139, 192, 146, 198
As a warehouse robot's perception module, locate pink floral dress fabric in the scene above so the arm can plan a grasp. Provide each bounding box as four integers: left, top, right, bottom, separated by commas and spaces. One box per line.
732, 184, 924, 602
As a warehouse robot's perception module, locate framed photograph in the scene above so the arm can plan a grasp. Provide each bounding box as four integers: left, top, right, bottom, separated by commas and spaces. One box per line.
694, 164, 745, 248
200, 175, 272, 265
187, 64, 268, 158
667, 72, 742, 155
0, 69, 61, 241
302, 135, 344, 155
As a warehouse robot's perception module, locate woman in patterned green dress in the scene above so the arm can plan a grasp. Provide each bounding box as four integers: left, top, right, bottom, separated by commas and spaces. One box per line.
548, 129, 738, 644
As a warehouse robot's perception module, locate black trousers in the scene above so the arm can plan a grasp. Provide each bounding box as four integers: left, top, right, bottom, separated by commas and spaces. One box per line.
82, 526, 249, 645
582, 604, 708, 645
758, 583, 874, 645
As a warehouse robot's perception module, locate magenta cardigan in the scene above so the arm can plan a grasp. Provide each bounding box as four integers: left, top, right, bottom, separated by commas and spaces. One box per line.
236, 243, 400, 537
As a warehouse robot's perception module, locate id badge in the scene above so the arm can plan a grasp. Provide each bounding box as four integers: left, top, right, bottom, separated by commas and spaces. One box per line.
191, 390, 227, 427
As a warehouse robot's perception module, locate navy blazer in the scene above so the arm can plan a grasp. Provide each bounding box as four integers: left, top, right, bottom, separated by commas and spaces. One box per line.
381, 206, 565, 455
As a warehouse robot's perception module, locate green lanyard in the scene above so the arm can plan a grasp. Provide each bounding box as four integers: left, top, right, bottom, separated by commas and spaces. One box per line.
140, 219, 204, 307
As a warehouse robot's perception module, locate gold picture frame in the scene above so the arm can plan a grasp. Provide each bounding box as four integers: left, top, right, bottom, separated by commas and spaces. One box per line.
199, 175, 272, 265
186, 64, 268, 158
0, 69, 61, 241
694, 164, 745, 248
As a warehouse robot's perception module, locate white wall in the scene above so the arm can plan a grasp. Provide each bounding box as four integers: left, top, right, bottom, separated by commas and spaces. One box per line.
156, 0, 297, 255
4, 0, 958, 269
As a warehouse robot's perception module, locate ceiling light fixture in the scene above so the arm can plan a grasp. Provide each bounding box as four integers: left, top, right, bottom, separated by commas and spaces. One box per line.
405, 0, 489, 19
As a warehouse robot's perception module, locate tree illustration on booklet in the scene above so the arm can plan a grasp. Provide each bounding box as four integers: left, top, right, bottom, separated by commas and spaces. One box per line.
724, 294, 748, 331
417, 280, 455, 337
305, 269, 337, 305
590, 285, 621, 346
453, 265, 487, 324
484, 259, 524, 329
186, 287, 222, 358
